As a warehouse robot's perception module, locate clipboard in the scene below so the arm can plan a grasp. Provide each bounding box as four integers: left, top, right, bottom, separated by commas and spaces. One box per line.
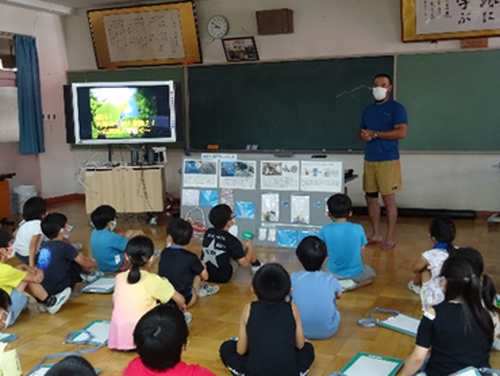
81, 276, 115, 294
29, 365, 100, 375
450, 367, 482, 376
0, 332, 18, 343
341, 352, 403, 376
66, 320, 110, 346
378, 313, 420, 337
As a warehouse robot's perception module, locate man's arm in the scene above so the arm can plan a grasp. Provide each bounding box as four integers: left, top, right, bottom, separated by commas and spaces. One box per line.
362, 123, 407, 141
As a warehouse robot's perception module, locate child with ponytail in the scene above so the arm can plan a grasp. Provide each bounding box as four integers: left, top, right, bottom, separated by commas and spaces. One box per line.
108, 236, 186, 351
401, 256, 494, 376
408, 216, 457, 309
454, 247, 500, 350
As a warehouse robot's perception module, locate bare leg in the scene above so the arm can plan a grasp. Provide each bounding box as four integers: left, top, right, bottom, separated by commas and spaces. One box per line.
365, 195, 383, 243
24, 282, 49, 301
412, 272, 422, 286
357, 278, 375, 288
420, 269, 432, 284
123, 230, 144, 239
187, 275, 202, 308
381, 194, 397, 249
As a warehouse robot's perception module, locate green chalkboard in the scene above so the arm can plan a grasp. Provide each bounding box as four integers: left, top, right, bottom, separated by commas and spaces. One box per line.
397, 50, 500, 151
188, 56, 394, 151
67, 67, 185, 148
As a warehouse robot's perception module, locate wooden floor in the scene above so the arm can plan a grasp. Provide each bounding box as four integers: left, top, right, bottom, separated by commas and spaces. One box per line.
6, 200, 500, 375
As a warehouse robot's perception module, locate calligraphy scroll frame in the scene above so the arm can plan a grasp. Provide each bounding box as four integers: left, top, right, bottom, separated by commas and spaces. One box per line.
402, 0, 500, 42
88, 2, 201, 68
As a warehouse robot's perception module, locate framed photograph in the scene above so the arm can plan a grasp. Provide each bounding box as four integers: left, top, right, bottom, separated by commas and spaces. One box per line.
402, 0, 500, 42
87, 2, 201, 68
222, 37, 259, 62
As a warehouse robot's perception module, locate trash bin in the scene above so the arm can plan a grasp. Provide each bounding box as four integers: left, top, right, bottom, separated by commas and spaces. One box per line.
13, 185, 37, 214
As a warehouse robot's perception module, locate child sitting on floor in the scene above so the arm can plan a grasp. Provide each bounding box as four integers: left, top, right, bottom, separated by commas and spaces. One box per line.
13, 196, 47, 267
38, 213, 98, 296
124, 305, 216, 375
108, 235, 187, 351
220, 263, 315, 376
401, 256, 494, 376
90, 205, 143, 272
158, 218, 218, 308
408, 216, 457, 310
202, 204, 262, 283
320, 193, 376, 291
291, 236, 342, 339
0, 230, 70, 320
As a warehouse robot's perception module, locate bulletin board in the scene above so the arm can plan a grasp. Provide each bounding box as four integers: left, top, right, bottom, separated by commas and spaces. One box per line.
180, 155, 344, 248
87, 2, 201, 68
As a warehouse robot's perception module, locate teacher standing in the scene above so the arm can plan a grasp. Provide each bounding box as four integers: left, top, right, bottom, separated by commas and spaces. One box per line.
357, 73, 408, 250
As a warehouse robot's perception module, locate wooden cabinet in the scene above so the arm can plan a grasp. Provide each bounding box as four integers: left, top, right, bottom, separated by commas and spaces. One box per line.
84, 166, 164, 214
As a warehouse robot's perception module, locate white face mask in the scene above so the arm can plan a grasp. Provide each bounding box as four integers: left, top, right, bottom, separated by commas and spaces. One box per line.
6, 250, 15, 260
372, 87, 388, 101
1, 310, 11, 328
109, 220, 117, 232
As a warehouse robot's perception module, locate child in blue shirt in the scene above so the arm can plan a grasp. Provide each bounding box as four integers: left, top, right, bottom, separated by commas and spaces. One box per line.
90, 205, 143, 272
320, 194, 376, 291
291, 236, 342, 339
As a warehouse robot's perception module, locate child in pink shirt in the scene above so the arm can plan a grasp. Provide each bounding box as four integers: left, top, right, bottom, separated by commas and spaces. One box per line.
109, 236, 185, 350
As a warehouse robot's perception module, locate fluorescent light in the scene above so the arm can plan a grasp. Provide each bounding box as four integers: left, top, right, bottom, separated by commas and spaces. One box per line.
0, 0, 74, 15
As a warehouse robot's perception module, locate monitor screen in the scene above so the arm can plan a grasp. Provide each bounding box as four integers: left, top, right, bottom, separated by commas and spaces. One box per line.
72, 81, 176, 145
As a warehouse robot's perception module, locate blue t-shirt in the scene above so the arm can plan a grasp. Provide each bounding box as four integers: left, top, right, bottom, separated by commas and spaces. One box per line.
361, 99, 408, 162
319, 222, 367, 277
90, 229, 129, 272
291, 270, 342, 339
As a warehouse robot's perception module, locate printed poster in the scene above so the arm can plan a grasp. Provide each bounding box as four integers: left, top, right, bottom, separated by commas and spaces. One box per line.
219, 160, 256, 190
291, 195, 310, 224
260, 161, 299, 191
300, 161, 343, 193
183, 159, 218, 188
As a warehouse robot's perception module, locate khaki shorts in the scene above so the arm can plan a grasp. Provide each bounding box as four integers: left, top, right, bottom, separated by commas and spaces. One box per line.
363, 159, 402, 196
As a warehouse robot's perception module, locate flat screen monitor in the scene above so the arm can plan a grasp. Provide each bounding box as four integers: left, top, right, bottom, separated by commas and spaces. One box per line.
72, 81, 176, 145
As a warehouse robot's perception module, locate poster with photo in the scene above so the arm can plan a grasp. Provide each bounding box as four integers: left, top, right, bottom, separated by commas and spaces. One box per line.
260, 161, 299, 191
300, 161, 343, 192
219, 160, 256, 190
291, 195, 310, 224
183, 159, 218, 188
261, 193, 280, 222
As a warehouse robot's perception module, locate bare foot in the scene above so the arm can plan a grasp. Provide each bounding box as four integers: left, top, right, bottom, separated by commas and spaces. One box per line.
367, 236, 383, 245
380, 240, 396, 250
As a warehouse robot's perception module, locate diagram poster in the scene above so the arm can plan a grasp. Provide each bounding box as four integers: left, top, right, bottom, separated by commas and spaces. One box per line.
219, 160, 256, 190
183, 159, 218, 188
300, 161, 343, 192
260, 161, 299, 191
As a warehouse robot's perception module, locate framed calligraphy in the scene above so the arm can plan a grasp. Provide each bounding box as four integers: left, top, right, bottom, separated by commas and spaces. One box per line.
402, 0, 500, 42
88, 2, 201, 68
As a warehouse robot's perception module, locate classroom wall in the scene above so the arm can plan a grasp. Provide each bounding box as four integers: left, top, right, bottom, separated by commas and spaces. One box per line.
64, 0, 500, 211
0, 3, 75, 202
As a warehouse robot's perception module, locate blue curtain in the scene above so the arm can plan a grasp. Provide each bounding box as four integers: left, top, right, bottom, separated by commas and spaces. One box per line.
15, 35, 45, 154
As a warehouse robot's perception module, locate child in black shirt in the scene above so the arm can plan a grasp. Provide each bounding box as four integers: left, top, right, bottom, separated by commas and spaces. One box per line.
202, 204, 262, 283
158, 219, 218, 308
220, 263, 315, 376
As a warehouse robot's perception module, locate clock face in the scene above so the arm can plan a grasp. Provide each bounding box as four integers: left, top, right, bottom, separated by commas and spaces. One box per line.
207, 15, 229, 39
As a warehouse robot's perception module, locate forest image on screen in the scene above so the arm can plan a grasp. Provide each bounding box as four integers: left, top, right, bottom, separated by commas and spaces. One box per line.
89, 86, 170, 140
